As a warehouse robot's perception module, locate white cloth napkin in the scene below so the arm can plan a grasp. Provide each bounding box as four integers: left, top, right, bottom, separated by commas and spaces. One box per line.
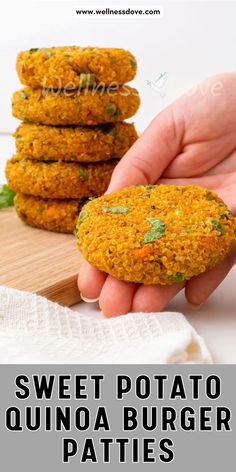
0, 286, 212, 364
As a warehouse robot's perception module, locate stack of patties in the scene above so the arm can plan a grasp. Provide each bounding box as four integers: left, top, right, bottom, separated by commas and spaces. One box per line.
6, 46, 140, 233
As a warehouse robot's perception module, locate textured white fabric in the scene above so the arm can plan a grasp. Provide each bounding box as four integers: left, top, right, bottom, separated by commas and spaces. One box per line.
0, 286, 212, 364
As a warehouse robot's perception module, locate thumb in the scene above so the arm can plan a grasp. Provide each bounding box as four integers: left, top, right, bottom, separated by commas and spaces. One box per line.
107, 104, 184, 193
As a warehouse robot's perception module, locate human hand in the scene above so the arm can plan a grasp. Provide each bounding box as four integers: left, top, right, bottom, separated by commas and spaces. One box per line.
78, 73, 236, 316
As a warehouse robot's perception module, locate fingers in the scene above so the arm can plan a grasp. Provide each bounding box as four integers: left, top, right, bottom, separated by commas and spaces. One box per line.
206, 149, 236, 176
99, 276, 137, 317
100, 278, 185, 318
78, 260, 107, 300
132, 282, 185, 312
163, 141, 234, 178
107, 104, 184, 193
185, 243, 236, 305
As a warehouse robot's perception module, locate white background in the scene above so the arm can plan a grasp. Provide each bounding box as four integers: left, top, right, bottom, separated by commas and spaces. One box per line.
0, 0, 236, 133
0, 0, 236, 362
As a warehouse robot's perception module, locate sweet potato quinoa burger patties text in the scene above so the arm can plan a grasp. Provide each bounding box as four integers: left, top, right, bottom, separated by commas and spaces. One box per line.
12, 86, 140, 126
16, 46, 137, 89
6, 157, 117, 199
14, 193, 86, 234
75, 184, 236, 285
14, 122, 138, 162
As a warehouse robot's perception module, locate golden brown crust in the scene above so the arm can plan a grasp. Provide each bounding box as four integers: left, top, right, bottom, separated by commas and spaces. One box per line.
76, 184, 236, 285
16, 46, 137, 88
14, 193, 86, 233
12, 86, 140, 126
6, 156, 118, 199
14, 122, 138, 162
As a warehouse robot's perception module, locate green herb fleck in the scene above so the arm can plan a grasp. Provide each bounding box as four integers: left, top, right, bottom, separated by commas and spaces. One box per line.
77, 210, 88, 226
205, 192, 214, 201
73, 227, 77, 236
0, 184, 16, 209
102, 206, 129, 214
144, 218, 166, 243
88, 196, 97, 201
29, 48, 39, 54
80, 73, 95, 87
79, 169, 89, 181
168, 272, 184, 283
20, 91, 28, 100
145, 185, 155, 190
105, 103, 120, 117
207, 218, 225, 236
38, 207, 45, 214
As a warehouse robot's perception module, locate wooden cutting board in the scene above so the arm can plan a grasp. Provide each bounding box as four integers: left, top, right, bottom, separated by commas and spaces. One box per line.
0, 207, 83, 306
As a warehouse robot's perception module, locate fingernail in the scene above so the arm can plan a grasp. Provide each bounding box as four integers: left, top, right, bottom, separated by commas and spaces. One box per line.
80, 293, 99, 303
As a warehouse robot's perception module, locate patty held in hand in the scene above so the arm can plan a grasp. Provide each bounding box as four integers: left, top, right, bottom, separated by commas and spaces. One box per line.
16, 46, 137, 89
12, 86, 140, 126
14, 193, 87, 234
75, 184, 236, 285
14, 122, 138, 162
6, 156, 118, 199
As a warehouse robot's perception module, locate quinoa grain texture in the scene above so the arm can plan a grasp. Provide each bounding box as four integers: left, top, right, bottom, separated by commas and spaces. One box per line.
76, 184, 236, 285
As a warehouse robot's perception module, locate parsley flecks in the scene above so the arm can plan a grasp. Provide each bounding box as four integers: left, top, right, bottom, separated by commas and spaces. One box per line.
29, 48, 39, 53
20, 91, 28, 100
79, 210, 88, 222
144, 218, 166, 243
207, 218, 225, 236
79, 169, 89, 181
80, 73, 95, 87
102, 206, 129, 214
105, 103, 120, 119
168, 272, 184, 283
0, 184, 16, 209
205, 192, 214, 201
145, 185, 155, 190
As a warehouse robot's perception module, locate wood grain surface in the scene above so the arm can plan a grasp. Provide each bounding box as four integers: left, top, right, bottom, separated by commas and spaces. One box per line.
0, 207, 83, 306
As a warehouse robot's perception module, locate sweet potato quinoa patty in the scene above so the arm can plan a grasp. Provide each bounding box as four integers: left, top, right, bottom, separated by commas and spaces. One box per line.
6, 157, 118, 199
75, 184, 236, 285
16, 46, 137, 89
12, 86, 140, 126
14, 122, 138, 162
14, 193, 86, 233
